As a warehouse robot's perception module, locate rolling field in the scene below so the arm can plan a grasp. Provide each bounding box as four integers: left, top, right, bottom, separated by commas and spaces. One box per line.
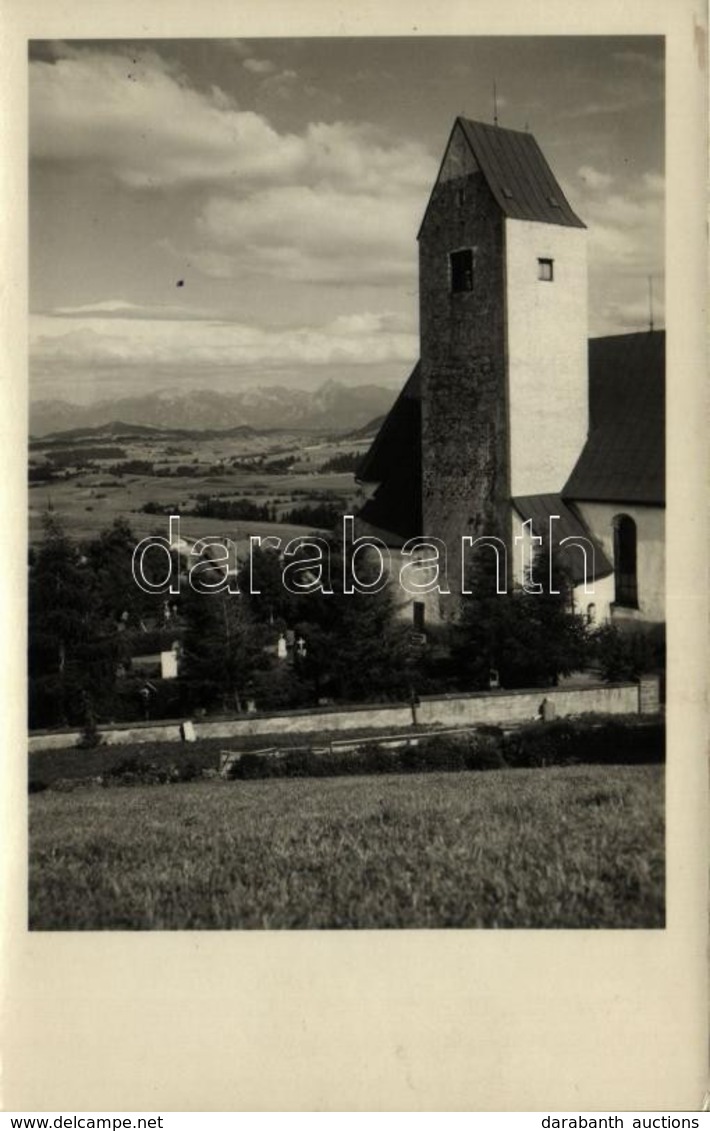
29, 764, 664, 930
28, 426, 364, 546
29, 468, 358, 547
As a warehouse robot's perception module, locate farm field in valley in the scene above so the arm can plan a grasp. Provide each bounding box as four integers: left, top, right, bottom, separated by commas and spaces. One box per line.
29, 764, 664, 930
28, 426, 367, 547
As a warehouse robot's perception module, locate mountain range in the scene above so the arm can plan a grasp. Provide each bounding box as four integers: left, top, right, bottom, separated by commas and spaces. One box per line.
29, 380, 398, 437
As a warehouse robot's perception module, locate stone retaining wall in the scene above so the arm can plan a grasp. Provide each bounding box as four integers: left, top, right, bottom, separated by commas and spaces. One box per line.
28, 678, 655, 753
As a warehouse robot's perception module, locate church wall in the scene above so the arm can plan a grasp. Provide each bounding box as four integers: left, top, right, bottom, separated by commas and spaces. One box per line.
510, 508, 547, 588
387, 546, 447, 625
419, 169, 508, 606
505, 219, 588, 496
574, 501, 665, 624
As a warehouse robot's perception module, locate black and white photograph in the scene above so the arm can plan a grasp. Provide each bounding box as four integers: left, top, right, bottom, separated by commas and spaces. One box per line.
3, 0, 707, 1114
26, 34, 669, 931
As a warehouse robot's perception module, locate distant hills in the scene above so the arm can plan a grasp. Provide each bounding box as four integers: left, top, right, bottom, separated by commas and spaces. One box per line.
33, 420, 261, 444
30, 380, 398, 438
342, 414, 387, 440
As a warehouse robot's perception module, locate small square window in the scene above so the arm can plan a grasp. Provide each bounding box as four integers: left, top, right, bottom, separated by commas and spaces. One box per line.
450, 248, 473, 292
538, 257, 554, 281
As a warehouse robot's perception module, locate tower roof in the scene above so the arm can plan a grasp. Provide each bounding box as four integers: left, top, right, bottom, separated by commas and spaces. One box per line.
419, 117, 585, 235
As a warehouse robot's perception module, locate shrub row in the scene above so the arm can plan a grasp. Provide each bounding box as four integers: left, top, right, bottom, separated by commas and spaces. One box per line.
29, 718, 664, 794
229, 718, 664, 780
30, 757, 220, 793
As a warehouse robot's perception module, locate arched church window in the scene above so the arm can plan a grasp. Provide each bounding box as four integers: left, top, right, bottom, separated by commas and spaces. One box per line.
613, 515, 638, 609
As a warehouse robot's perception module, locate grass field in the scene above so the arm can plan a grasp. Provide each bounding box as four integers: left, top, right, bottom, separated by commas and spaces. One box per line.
29, 764, 664, 930
29, 453, 359, 547
29, 474, 339, 548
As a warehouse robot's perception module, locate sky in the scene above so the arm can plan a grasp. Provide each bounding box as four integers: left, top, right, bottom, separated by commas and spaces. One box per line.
28, 36, 665, 405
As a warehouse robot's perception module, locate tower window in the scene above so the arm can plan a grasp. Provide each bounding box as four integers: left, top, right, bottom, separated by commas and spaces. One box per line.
450, 248, 473, 292
538, 258, 554, 281
613, 514, 638, 609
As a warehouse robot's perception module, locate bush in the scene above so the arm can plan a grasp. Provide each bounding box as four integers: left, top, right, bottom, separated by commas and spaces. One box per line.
502, 720, 579, 767
227, 718, 663, 781
228, 729, 510, 780
176, 761, 201, 783
407, 731, 508, 772
231, 752, 285, 780
249, 667, 311, 711
280, 501, 343, 527
108, 679, 183, 723
77, 708, 102, 749
593, 624, 663, 682
502, 717, 664, 768
103, 757, 172, 786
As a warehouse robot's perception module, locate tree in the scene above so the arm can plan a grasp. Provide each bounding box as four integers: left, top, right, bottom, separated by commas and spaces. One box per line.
82, 515, 168, 627
242, 535, 410, 704
454, 541, 591, 690
240, 544, 293, 625
592, 623, 659, 682
28, 513, 120, 727
287, 535, 409, 703
179, 577, 265, 714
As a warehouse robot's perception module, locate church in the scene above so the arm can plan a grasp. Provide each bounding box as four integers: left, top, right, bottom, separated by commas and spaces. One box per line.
356, 117, 664, 631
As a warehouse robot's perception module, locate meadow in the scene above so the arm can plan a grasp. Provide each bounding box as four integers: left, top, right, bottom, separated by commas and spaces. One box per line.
29, 764, 664, 930
28, 425, 366, 547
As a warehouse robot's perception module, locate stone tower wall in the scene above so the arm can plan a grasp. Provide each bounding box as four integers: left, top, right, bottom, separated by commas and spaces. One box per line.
419, 170, 509, 603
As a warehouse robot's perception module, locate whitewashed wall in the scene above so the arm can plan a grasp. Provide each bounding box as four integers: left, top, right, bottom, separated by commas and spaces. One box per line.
505, 219, 588, 496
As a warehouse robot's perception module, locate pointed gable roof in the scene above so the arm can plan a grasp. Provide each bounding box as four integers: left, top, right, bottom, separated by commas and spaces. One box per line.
419, 117, 585, 236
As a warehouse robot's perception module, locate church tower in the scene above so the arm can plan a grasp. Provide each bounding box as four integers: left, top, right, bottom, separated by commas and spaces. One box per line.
418, 118, 588, 599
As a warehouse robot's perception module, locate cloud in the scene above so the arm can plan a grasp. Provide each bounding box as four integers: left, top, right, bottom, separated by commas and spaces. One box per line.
559, 163, 664, 335
242, 57, 277, 76
642, 171, 664, 194
51, 299, 218, 321
260, 69, 300, 99
30, 47, 294, 187
577, 164, 613, 191
575, 171, 665, 335
29, 44, 435, 301
54, 299, 143, 316
193, 184, 420, 284
30, 309, 418, 377
30, 46, 435, 193
592, 292, 665, 338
